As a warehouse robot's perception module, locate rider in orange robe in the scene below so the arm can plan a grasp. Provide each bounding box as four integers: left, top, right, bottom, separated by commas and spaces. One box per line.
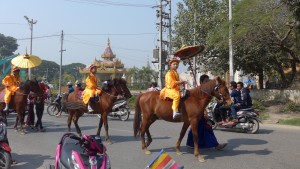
159, 57, 184, 119
82, 64, 101, 112
2, 65, 21, 111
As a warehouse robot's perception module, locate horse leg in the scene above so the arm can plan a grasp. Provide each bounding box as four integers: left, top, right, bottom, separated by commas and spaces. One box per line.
72, 112, 82, 136
96, 114, 103, 136
175, 121, 190, 155
141, 116, 153, 154
20, 112, 26, 134
13, 115, 18, 131
190, 120, 205, 162
145, 116, 158, 148
102, 113, 113, 145
67, 110, 73, 132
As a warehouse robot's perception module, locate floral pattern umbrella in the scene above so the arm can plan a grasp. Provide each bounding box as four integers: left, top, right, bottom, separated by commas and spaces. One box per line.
173, 45, 205, 60
11, 54, 42, 68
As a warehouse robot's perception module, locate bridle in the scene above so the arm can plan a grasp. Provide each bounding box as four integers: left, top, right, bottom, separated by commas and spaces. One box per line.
200, 79, 225, 102
102, 81, 127, 98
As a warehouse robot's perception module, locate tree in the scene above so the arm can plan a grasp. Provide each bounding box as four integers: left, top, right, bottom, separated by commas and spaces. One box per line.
0, 33, 18, 57
172, 0, 229, 75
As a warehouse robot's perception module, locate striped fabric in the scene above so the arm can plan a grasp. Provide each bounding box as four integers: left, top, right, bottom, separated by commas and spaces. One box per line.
146, 149, 183, 169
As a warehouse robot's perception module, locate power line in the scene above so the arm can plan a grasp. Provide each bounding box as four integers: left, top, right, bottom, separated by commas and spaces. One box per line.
65, 0, 155, 8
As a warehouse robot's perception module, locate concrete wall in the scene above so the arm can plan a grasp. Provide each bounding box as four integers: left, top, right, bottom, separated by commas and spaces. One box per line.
251, 89, 300, 103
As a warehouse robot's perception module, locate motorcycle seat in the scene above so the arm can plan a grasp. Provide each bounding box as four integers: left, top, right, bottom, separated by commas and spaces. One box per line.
114, 99, 126, 105
239, 107, 253, 111
60, 136, 85, 168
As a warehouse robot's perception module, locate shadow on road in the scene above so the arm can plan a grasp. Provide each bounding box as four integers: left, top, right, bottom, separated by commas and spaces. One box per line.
10, 153, 53, 169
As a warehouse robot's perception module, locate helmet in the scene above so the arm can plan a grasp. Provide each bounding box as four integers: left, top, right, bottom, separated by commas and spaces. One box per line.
67, 82, 73, 86
11, 65, 20, 72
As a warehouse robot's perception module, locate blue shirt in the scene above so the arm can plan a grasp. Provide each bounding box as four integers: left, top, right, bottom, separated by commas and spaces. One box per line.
68, 87, 74, 94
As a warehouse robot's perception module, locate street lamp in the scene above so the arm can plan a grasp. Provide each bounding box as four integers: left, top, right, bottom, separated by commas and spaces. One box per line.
24, 15, 37, 80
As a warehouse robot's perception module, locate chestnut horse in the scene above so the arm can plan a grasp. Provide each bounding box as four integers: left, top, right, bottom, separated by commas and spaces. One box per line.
63, 78, 132, 144
133, 77, 232, 162
0, 80, 42, 134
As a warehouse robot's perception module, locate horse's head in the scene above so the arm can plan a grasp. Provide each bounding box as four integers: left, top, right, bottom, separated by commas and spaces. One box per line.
102, 78, 132, 99
212, 77, 232, 107
29, 80, 43, 96
112, 78, 132, 99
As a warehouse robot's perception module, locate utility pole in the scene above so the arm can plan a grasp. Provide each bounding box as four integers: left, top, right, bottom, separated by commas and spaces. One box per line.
154, 0, 172, 88
24, 16, 37, 80
229, 0, 234, 82
59, 30, 66, 95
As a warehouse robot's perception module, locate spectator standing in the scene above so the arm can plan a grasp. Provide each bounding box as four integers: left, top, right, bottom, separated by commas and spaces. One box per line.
34, 82, 47, 132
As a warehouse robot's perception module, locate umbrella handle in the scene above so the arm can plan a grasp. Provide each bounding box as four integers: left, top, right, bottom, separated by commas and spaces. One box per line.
188, 58, 197, 87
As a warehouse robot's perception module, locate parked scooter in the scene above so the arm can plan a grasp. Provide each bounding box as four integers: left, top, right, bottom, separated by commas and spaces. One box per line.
207, 101, 261, 134
107, 99, 130, 121
0, 118, 11, 169
45, 133, 111, 169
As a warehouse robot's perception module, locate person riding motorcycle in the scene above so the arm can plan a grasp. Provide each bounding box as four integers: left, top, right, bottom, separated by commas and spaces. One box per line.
67, 81, 74, 94
2, 65, 21, 111
82, 64, 101, 112
227, 81, 252, 125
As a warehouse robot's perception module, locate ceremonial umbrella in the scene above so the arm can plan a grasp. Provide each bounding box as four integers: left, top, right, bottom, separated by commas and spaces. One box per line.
11, 54, 42, 68
173, 45, 205, 60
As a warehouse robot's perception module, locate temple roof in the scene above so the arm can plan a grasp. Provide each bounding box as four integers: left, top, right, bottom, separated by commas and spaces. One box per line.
102, 38, 116, 59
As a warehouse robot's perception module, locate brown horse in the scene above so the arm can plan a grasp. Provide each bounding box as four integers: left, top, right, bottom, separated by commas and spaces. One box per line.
133, 77, 232, 162
64, 78, 132, 144
0, 80, 42, 134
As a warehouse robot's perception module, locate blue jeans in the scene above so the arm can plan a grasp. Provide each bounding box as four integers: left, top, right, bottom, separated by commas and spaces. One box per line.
230, 104, 248, 119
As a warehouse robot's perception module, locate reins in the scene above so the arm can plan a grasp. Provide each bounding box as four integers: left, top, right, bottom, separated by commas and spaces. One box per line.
197, 79, 223, 101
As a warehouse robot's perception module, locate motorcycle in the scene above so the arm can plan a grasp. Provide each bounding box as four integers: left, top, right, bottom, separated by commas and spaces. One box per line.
0, 118, 11, 169
107, 99, 130, 121
47, 94, 67, 116
207, 101, 261, 134
45, 133, 111, 169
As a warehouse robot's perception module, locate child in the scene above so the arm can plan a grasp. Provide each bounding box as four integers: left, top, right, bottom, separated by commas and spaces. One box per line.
159, 57, 185, 119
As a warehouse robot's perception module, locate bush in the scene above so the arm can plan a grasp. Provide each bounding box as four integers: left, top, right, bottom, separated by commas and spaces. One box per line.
282, 101, 300, 113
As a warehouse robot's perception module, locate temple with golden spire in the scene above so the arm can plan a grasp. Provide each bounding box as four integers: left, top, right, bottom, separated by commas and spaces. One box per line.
79, 38, 126, 81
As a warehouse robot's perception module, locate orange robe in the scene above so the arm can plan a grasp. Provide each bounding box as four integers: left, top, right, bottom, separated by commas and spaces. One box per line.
82, 73, 101, 104
160, 70, 181, 112
2, 74, 21, 103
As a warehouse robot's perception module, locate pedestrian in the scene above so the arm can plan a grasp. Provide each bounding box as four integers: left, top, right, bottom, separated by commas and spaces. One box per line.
25, 92, 35, 129
186, 74, 227, 150
34, 82, 47, 132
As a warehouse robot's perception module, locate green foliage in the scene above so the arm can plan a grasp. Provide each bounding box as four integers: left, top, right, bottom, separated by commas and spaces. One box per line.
282, 101, 300, 112
278, 118, 300, 126
252, 99, 269, 120
0, 33, 18, 56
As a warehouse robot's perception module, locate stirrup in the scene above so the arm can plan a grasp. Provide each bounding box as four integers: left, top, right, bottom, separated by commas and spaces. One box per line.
173, 112, 181, 119
88, 105, 93, 113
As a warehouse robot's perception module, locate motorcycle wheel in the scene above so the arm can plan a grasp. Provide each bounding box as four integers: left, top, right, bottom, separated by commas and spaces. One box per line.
119, 108, 130, 121
0, 150, 11, 169
47, 103, 60, 116
247, 118, 259, 134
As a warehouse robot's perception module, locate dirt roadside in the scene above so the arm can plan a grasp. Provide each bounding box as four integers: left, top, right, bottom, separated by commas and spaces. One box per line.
262, 104, 300, 126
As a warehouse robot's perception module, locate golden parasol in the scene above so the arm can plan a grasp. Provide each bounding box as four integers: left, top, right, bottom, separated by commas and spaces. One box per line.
11, 54, 42, 68
173, 45, 205, 60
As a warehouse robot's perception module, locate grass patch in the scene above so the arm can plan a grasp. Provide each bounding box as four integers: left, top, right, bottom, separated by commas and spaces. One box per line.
278, 118, 300, 126
252, 99, 269, 120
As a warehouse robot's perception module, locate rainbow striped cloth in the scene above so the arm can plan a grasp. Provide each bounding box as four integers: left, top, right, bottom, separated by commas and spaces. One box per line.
146, 149, 184, 169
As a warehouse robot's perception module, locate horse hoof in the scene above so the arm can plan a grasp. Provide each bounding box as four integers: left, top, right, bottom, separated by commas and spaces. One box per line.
144, 149, 151, 155
20, 131, 26, 135
14, 129, 18, 132
198, 156, 206, 163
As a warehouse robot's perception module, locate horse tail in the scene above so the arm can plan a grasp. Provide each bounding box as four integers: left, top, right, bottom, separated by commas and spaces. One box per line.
133, 93, 143, 137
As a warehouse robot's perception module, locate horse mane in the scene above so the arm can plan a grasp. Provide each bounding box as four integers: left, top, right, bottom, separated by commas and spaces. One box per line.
19, 80, 30, 90
189, 77, 221, 98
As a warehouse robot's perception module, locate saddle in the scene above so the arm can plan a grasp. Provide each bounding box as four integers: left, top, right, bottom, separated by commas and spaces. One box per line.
0, 88, 5, 103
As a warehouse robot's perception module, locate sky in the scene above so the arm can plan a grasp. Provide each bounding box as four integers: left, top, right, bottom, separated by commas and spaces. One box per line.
0, 0, 190, 72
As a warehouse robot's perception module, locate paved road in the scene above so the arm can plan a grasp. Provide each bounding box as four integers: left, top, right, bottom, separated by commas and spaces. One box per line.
6, 111, 300, 169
